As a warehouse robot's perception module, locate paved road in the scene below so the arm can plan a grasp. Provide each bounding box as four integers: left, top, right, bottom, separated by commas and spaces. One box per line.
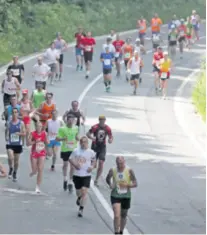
0, 24, 206, 234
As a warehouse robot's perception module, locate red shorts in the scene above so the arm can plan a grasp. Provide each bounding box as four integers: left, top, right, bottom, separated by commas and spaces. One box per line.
31, 150, 46, 159
186, 35, 191, 39
23, 116, 31, 125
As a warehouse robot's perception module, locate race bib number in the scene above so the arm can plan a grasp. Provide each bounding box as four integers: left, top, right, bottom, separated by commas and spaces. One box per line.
124, 53, 130, 59
161, 72, 168, 79
12, 69, 20, 76
180, 31, 185, 36
85, 46, 92, 51
10, 133, 19, 143
104, 59, 111, 66
153, 35, 159, 41
117, 185, 127, 194
77, 157, 86, 167
115, 52, 120, 58
36, 142, 45, 152
66, 141, 74, 149
170, 35, 177, 41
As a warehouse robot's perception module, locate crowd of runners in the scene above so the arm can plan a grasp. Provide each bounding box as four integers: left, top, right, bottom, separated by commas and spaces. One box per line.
0, 10, 201, 234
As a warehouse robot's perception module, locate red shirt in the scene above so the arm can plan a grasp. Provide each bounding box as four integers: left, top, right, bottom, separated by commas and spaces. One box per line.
80, 37, 96, 52
153, 52, 164, 66
75, 33, 84, 48
89, 124, 112, 145
112, 40, 125, 52
178, 25, 187, 35
31, 131, 47, 158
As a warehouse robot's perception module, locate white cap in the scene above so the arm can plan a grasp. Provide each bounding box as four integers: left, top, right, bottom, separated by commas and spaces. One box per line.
135, 38, 140, 42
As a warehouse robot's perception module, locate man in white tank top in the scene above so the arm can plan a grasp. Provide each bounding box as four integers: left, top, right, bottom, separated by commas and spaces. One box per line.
191, 10, 200, 41
127, 51, 144, 95
1, 70, 20, 120
46, 110, 64, 171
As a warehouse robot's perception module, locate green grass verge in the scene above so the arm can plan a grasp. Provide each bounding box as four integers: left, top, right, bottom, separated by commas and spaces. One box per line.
0, 0, 205, 65
192, 65, 206, 122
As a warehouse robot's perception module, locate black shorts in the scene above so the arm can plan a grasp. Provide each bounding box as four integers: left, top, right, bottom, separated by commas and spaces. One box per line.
91, 143, 106, 161
3, 94, 16, 107
103, 68, 112, 75
169, 41, 177, 46
178, 36, 186, 43
130, 74, 140, 80
84, 51, 93, 63
111, 196, 131, 210
59, 54, 64, 64
6, 145, 23, 154
153, 43, 160, 49
153, 65, 160, 73
73, 175, 91, 190
124, 60, 129, 69
60, 151, 72, 162
35, 81, 46, 90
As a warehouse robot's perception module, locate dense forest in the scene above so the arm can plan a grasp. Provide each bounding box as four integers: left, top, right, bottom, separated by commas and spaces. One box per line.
0, 0, 205, 64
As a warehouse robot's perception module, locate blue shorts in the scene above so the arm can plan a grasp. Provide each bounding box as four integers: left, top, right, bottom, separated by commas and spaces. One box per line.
139, 32, 146, 39
47, 140, 61, 148
192, 24, 199, 31
152, 31, 160, 35
75, 47, 83, 56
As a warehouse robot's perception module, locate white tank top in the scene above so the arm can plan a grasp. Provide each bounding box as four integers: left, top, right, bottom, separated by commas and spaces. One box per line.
191, 15, 197, 25
3, 77, 17, 95
48, 119, 61, 140
130, 57, 141, 75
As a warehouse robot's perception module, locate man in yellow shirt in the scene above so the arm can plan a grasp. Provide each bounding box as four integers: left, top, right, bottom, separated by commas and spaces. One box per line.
159, 51, 172, 99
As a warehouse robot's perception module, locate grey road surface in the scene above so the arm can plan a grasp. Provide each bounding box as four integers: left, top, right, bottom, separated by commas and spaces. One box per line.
0, 24, 206, 234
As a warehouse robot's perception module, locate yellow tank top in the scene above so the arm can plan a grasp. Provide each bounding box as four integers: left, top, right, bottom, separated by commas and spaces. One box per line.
160, 59, 171, 72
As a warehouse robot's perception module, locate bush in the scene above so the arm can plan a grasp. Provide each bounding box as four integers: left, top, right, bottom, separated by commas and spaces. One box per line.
0, 0, 206, 64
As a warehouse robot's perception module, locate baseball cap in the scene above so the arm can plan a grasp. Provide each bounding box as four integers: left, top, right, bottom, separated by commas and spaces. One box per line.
22, 89, 28, 94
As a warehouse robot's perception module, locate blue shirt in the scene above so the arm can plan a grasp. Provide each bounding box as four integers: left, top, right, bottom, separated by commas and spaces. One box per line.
7, 104, 21, 121
8, 120, 22, 146
100, 52, 114, 69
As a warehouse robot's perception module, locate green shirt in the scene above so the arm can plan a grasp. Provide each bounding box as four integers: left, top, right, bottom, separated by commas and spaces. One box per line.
57, 125, 78, 152
33, 90, 46, 108
169, 31, 177, 41
185, 22, 192, 35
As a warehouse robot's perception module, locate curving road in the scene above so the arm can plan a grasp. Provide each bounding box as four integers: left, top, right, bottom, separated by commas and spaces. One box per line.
0, 24, 206, 234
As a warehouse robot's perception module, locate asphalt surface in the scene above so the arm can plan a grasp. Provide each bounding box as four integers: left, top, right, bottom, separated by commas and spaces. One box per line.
0, 24, 206, 234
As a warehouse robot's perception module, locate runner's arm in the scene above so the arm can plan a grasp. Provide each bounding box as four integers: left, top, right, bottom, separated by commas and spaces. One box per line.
86, 126, 95, 140
100, 53, 104, 62
80, 110, 85, 124
128, 169, 138, 188
68, 152, 80, 170
1, 80, 5, 93
75, 132, 80, 141
44, 132, 50, 145
127, 59, 132, 71
106, 168, 114, 188
107, 126, 113, 143
0, 163, 7, 178
62, 110, 68, 123
5, 122, 9, 141
14, 78, 21, 90
19, 121, 26, 137
27, 132, 35, 146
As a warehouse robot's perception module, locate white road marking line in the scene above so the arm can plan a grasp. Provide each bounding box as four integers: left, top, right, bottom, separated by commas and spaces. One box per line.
1, 188, 48, 196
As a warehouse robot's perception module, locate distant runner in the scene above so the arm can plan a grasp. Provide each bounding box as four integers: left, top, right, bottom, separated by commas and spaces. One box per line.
75, 27, 85, 71
185, 17, 193, 49
137, 16, 147, 45
191, 10, 200, 42
109, 29, 117, 41
113, 35, 125, 77
151, 13, 163, 36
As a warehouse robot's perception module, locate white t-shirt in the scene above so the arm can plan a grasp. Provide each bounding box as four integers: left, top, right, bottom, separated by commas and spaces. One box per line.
102, 43, 116, 54
43, 48, 59, 65
32, 63, 51, 82
71, 147, 96, 177
109, 34, 117, 42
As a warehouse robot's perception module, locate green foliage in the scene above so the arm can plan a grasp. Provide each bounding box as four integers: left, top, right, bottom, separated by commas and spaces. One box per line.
0, 0, 205, 64
192, 62, 206, 122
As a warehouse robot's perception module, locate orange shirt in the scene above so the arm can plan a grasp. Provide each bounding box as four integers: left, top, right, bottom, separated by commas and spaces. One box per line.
123, 45, 133, 60
138, 20, 147, 33
151, 17, 162, 32
41, 102, 55, 121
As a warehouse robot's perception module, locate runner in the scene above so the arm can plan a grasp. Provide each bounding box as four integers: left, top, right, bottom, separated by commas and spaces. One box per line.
151, 13, 163, 36
46, 110, 64, 171
63, 100, 85, 128
191, 10, 200, 42
168, 25, 178, 60
100, 46, 114, 92
69, 136, 96, 217
112, 34, 125, 77
127, 51, 144, 95
5, 96, 21, 123
7, 56, 24, 100
0, 162, 7, 178
137, 16, 147, 45
43, 42, 59, 85
102, 36, 116, 54
134, 38, 146, 83
109, 29, 117, 42
75, 27, 85, 71
30, 82, 47, 109
5, 107, 25, 181
152, 46, 164, 93
56, 114, 79, 192
35, 92, 56, 129
178, 19, 187, 59
28, 121, 49, 193
122, 38, 133, 81
152, 32, 161, 51
20, 89, 33, 146
32, 56, 51, 89
185, 17, 193, 49
159, 51, 172, 99
80, 31, 96, 79
54, 32, 68, 80
1, 69, 20, 120
106, 156, 137, 234
86, 115, 113, 186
